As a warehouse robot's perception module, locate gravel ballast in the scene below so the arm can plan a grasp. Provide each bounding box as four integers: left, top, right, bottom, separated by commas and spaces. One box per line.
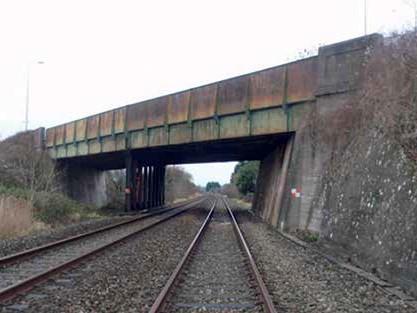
236, 211, 416, 313
0, 208, 196, 291
0, 207, 209, 312
0, 215, 133, 258
166, 204, 262, 313
1, 202, 415, 313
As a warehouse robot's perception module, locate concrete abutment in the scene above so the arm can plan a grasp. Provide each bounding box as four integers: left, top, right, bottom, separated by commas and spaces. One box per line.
253, 34, 384, 231
61, 165, 108, 207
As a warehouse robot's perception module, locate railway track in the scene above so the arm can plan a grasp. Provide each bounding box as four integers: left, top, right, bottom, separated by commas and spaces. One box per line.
150, 197, 277, 313
0, 197, 208, 304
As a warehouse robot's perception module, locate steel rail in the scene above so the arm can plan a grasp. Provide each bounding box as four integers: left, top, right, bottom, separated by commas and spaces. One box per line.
223, 197, 277, 313
0, 197, 208, 303
149, 199, 217, 313
0, 197, 203, 267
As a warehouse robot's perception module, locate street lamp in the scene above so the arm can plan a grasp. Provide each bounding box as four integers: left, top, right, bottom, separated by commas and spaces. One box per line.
25, 60, 44, 131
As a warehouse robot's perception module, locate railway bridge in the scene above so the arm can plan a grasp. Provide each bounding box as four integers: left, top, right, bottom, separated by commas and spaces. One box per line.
36, 34, 382, 229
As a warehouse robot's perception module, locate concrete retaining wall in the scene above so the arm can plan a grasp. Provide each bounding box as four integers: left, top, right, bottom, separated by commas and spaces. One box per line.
317, 129, 417, 296
254, 33, 417, 296
256, 34, 383, 231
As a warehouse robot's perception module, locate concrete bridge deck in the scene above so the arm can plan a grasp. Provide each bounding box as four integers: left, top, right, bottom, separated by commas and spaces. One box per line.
46, 56, 316, 168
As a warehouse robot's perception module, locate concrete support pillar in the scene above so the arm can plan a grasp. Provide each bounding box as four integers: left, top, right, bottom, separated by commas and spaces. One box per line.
135, 165, 140, 210
135, 165, 148, 211
253, 136, 294, 226
152, 166, 157, 207
159, 166, 164, 206
161, 166, 166, 205
62, 164, 108, 207
132, 159, 138, 210
148, 166, 153, 208
153, 166, 159, 207
140, 166, 145, 209
131, 164, 166, 211
156, 166, 163, 207
151, 166, 156, 208
273, 136, 294, 228
125, 153, 133, 212
148, 166, 152, 209
134, 163, 144, 211
143, 166, 149, 209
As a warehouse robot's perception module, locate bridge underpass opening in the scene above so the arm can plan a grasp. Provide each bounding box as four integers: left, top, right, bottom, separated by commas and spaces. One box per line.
59, 132, 294, 226
169, 161, 239, 200
123, 133, 293, 215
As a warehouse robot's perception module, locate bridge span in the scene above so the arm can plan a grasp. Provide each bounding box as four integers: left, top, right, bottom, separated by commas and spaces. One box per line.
36, 34, 382, 229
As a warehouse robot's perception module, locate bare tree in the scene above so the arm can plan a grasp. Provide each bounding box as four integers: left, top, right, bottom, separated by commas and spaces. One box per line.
165, 166, 199, 203
0, 131, 60, 203
220, 183, 240, 199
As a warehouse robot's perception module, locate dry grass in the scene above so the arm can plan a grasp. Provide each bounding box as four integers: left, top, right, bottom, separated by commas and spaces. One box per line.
0, 195, 36, 238
170, 193, 202, 205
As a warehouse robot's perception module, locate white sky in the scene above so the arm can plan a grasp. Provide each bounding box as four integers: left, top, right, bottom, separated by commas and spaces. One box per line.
0, 0, 414, 186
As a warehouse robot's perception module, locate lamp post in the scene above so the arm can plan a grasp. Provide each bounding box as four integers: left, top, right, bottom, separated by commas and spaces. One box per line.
25, 60, 44, 131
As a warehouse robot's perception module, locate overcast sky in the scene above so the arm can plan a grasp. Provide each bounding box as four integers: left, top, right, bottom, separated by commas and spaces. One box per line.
0, 0, 414, 185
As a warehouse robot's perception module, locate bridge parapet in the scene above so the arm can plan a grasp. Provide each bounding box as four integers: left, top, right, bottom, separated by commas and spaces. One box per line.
317, 33, 382, 96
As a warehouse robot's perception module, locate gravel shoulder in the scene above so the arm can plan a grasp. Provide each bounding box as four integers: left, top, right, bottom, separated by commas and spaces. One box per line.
0, 207, 209, 312
235, 210, 416, 313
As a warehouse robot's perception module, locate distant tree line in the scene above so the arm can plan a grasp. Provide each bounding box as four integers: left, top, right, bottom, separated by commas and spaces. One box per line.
205, 181, 221, 192
204, 161, 260, 201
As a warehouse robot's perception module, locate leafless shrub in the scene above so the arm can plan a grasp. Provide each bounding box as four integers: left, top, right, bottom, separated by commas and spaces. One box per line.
220, 183, 240, 199
165, 166, 199, 203
361, 31, 417, 162
305, 31, 417, 167
0, 131, 60, 203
